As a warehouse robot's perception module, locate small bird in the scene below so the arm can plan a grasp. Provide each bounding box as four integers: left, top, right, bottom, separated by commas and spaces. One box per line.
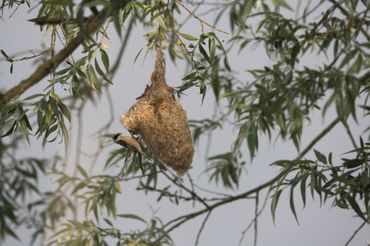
113, 134, 150, 159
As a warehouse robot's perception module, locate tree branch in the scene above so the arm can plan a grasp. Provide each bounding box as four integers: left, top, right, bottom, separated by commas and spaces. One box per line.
161, 117, 342, 237
253, 191, 259, 246
239, 191, 270, 246
344, 222, 367, 246
0, 7, 111, 108
194, 210, 212, 246
298, 117, 340, 158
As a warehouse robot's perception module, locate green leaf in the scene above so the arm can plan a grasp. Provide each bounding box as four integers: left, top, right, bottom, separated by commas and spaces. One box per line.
4, 226, 19, 240
339, 50, 356, 68
103, 218, 113, 227
95, 59, 112, 84
272, 0, 293, 11
1, 121, 17, 138
310, 171, 316, 199
314, 149, 327, 164
117, 213, 146, 223
157, 16, 167, 31
1, 49, 9, 59
87, 66, 100, 90
345, 195, 367, 221
72, 181, 87, 195
209, 37, 216, 58
199, 43, 211, 64
58, 101, 71, 122
21, 114, 32, 131
342, 158, 365, 168
60, 121, 69, 153
179, 33, 198, 41
241, 0, 255, 21
300, 173, 308, 207
247, 122, 258, 158
100, 49, 110, 72
289, 187, 299, 223
182, 71, 197, 81
23, 94, 45, 101
271, 189, 282, 223
77, 165, 88, 178
113, 12, 122, 38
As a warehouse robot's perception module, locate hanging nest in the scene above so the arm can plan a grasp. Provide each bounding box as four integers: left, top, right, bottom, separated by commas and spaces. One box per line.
120, 48, 194, 175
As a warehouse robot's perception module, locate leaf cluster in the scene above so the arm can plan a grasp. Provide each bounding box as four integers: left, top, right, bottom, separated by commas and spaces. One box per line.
271, 140, 370, 223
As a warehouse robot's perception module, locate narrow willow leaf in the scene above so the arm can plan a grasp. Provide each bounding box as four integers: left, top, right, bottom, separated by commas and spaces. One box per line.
271, 189, 282, 223
87, 66, 100, 91
60, 121, 69, 154
95, 58, 112, 84
300, 173, 308, 207
289, 187, 299, 223
342, 158, 365, 168
77, 165, 88, 178
314, 149, 327, 164
345, 195, 367, 221
310, 171, 316, 199
241, 0, 255, 21
209, 37, 216, 58
272, 0, 293, 11
117, 213, 146, 223
103, 218, 113, 227
179, 32, 198, 41
1, 121, 17, 138
100, 49, 110, 72
199, 43, 210, 64
58, 101, 71, 122
1, 49, 9, 59
71, 181, 87, 195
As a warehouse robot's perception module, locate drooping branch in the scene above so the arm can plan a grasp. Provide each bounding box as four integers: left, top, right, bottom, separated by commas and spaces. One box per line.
298, 117, 340, 158
344, 222, 367, 246
161, 117, 343, 237
0, 7, 114, 108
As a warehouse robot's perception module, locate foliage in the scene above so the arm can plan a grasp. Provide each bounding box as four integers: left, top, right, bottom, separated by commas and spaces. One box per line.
0, 0, 369, 245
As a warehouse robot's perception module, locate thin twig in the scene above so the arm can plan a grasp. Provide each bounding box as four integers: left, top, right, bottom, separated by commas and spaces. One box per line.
298, 117, 340, 158
73, 101, 86, 177
178, 0, 206, 30
194, 210, 212, 246
253, 191, 259, 246
204, 104, 218, 165
163, 176, 279, 235
341, 120, 358, 149
0, 49, 50, 62
193, 183, 231, 198
108, 18, 134, 77
161, 170, 209, 208
88, 89, 114, 174
175, 0, 229, 34
239, 190, 270, 246
344, 222, 367, 246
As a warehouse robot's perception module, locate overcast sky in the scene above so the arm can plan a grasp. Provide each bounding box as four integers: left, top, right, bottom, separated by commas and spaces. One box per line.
1, 1, 369, 246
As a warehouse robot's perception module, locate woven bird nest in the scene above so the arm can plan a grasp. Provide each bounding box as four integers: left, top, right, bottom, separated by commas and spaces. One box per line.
120, 49, 194, 175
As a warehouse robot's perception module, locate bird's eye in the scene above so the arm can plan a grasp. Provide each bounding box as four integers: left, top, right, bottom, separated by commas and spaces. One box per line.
113, 133, 120, 141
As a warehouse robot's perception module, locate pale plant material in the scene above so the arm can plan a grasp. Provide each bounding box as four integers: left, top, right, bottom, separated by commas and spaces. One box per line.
121, 48, 194, 176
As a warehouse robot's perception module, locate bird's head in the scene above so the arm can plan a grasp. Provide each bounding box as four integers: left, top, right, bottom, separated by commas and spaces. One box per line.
112, 133, 121, 143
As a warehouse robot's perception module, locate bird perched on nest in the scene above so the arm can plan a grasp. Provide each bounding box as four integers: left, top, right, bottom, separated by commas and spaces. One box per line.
119, 48, 194, 176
